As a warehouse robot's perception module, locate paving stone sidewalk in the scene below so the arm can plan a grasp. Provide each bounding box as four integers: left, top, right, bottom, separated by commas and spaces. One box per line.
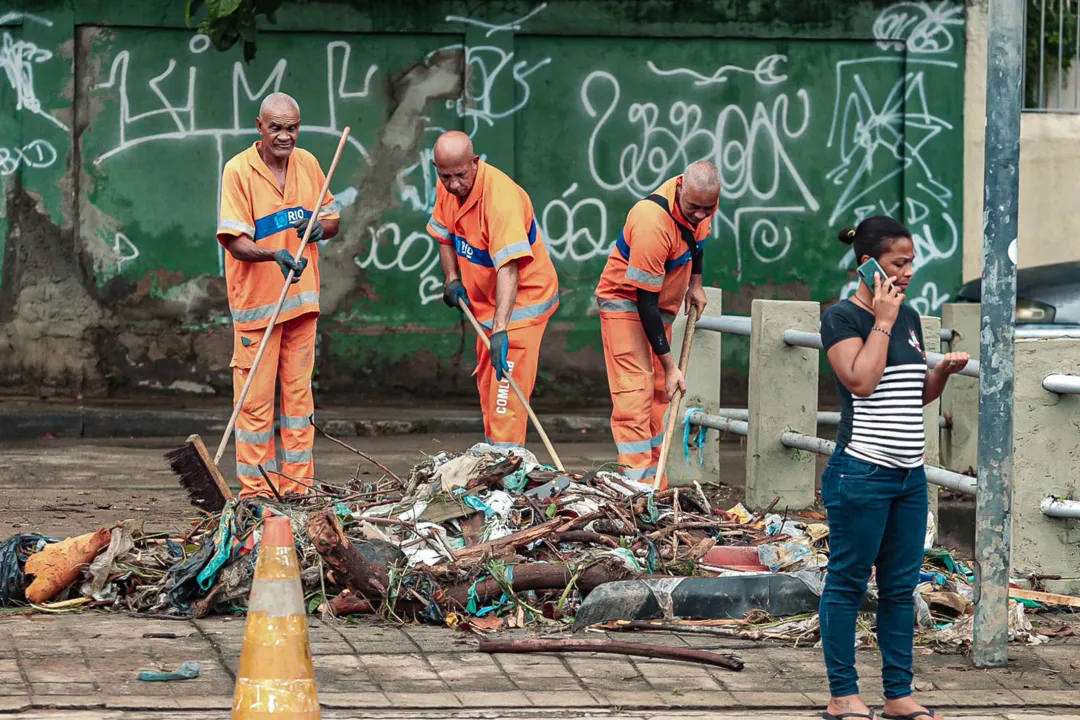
1, 614, 1078, 715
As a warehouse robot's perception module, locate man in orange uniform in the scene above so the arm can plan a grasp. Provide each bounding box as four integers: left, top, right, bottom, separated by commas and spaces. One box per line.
595, 161, 720, 489
425, 131, 559, 449
215, 92, 340, 498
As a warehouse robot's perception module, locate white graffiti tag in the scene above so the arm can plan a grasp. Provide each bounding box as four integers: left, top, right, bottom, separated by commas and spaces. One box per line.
826, 58, 957, 226
0, 138, 56, 175
582, 69, 819, 211
646, 54, 789, 87
873, 1, 964, 55
92, 34, 377, 273
112, 232, 139, 269
540, 183, 612, 263
0, 31, 69, 130
354, 222, 443, 305
444, 3, 547, 37
428, 43, 550, 137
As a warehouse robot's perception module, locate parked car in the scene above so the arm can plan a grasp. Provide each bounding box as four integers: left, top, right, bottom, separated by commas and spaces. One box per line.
954, 260, 1080, 338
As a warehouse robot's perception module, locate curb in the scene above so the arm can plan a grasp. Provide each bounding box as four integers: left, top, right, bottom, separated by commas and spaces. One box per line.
0, 407, 612, 442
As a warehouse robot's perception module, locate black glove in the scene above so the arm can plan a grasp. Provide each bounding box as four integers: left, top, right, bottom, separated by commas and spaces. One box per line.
443, 279, 469, 311
293, 215, 324, 244
274, 249, 307, 284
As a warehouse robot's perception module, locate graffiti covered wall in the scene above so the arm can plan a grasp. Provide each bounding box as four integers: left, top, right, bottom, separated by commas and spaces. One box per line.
0, 0, 966, 402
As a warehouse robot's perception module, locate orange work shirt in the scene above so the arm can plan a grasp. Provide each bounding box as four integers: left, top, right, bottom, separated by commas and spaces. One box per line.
216, 142, 340, 332
425, 160, 559, 331
595, 175, 715, 324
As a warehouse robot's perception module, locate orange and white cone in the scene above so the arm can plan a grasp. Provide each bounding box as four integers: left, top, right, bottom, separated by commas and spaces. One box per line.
232, 515, 320, 718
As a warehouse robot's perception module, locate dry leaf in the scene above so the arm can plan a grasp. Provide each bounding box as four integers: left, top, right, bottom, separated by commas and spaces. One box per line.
471, 615, 504, 632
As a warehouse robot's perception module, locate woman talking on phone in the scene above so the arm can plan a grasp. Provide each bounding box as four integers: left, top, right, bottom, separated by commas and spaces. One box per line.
819, 216, 969, 720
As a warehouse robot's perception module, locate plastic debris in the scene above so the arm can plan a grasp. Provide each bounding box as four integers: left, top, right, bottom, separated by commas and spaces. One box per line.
0, 437, 1061, 655
24, 527, 112, 604
0, 533, 55, 607
137, 661, 201, 682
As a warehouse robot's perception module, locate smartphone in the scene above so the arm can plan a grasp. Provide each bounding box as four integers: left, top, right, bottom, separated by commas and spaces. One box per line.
856, 257, 889, 292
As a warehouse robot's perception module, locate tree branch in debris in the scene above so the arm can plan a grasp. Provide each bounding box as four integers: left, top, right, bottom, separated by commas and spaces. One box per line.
312, 421, 405, 485
477, 638, 744, 671
306, 509, 391, 599
439, 559, 635, 611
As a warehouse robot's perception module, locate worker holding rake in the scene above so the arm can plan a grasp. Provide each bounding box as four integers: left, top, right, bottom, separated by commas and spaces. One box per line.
594, 161, 720, 489
426, 131, 560, 450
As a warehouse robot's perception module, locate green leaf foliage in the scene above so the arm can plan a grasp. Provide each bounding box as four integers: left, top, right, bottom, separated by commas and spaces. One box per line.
1025, 0, 1080, 108
186, 0, 278, 63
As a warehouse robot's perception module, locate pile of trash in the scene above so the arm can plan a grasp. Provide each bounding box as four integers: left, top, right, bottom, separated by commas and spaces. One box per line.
0, 441, 1072, 649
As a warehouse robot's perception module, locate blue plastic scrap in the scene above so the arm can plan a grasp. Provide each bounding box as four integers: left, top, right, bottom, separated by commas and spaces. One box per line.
196, 501, 236, 590
137, 661, 201, 682
682, 406, 708, 468
466, 566, 515, 617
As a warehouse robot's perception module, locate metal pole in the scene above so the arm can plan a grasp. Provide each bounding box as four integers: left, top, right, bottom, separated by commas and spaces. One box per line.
974, 0, 1024, 669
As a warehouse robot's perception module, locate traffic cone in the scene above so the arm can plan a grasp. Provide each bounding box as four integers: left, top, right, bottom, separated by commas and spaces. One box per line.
232, 515, 320, 718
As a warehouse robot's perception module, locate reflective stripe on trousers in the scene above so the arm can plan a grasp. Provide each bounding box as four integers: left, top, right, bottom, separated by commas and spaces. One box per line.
600, 312, 671, 491
477, 319, 549, 448
231, 312, 317, 498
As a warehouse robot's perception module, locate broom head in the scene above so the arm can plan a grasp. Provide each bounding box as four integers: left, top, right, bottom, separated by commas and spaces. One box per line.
164, 434, 233, 513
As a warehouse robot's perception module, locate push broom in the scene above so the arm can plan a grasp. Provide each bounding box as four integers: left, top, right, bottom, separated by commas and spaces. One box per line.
165, 126, 351, 512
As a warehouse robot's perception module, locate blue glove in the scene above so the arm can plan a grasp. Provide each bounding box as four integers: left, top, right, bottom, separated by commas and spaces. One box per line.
490, 330, 510, 381
443, 279, 469, 311
293, 215, 324, 243
274, 249, 307, 284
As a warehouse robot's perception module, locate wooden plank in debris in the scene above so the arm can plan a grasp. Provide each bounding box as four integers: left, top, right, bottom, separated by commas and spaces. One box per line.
1010, 588, 1080, 608
453, 518, 564, 562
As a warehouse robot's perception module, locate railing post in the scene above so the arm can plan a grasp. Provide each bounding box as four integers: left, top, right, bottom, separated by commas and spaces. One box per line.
941, 303, 982, 474
1012, 338, 1080, 595
746, 299, 819, 510
921, 314, 942, 537
667, 287, 723, 487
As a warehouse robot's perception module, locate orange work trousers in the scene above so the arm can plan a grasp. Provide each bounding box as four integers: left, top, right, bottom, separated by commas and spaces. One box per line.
475, 319, 548, 448
600, 313, 672, 490
231, 311, 318, 499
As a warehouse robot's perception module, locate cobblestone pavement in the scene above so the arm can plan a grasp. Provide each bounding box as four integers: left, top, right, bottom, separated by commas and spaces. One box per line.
0, 614, 1078, 716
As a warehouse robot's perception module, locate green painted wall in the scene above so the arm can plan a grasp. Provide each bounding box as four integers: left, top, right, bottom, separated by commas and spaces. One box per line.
0, 0, 966, 400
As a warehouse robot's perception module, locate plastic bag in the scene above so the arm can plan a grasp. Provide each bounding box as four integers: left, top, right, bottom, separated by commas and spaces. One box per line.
0, 533, 56, 606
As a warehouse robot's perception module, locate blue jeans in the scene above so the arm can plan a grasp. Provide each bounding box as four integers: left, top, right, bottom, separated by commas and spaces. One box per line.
819, 449, 928, 699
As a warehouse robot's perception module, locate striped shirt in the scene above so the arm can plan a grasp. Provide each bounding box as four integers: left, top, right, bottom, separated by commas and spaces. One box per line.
821, 300, 927, 469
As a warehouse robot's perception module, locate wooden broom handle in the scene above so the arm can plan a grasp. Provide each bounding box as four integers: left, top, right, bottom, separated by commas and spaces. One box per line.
214, 127, 352, 465
653, 306, 701, 489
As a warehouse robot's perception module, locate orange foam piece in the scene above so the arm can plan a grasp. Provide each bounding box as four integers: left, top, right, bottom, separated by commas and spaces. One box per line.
24, 527, 112, 604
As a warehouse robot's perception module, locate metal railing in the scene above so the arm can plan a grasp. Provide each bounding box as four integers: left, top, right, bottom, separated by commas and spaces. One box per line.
1041, 495, 1080, 518
714, 408, 947, 428
1043, 374, 1080, 394
1023, 0, 1080, 111
780, 328, 982, 378
695, 315, 751, 336
687, 411, 975, 496
779, 432, 978, 496
696, 314, 976, 376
